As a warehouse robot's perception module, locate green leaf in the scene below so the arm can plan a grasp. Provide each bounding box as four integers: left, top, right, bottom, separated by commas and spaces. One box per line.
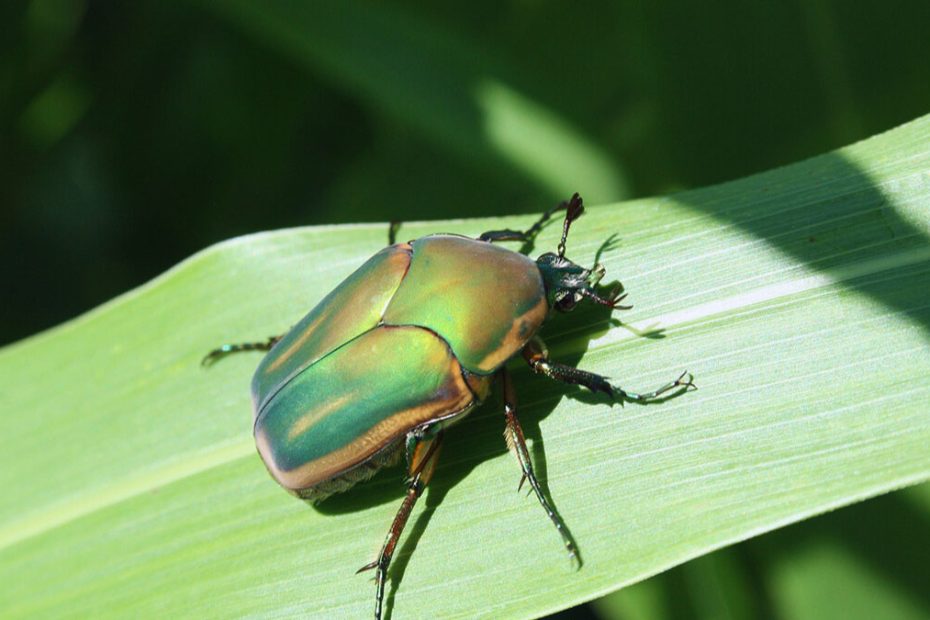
594, 483, 930, 620
2, 114, 930, 619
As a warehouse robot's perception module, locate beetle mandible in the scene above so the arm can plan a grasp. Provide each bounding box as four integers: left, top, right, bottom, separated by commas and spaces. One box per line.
203, 194, 695, 619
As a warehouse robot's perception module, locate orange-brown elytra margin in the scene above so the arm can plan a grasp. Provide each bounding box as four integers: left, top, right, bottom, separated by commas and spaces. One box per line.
463, 370, 493, 402
472, 294, 547, 372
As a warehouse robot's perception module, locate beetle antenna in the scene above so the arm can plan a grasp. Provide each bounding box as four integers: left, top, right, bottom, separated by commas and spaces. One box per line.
580, 286, 632, 310
558, 193, 584, 258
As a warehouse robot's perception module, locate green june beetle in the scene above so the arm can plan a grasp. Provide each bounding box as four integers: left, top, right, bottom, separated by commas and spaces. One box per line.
204, 194, 695, 619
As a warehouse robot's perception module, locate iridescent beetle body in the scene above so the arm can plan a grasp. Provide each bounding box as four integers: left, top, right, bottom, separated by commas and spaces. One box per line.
204, 195, 695, 619
252, 235, 545, 500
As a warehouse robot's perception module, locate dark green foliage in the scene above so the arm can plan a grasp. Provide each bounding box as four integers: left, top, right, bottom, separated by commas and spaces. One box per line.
4, 1, 930, 346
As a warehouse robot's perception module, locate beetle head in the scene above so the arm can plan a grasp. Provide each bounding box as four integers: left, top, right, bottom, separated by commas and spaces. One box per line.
535, 193, 631, 313
536, 253, 608, 312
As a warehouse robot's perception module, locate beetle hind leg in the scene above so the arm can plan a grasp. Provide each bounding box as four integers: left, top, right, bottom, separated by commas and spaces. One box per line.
499, 368, 580, 566
357, 431, 444, 620
200, 335, 281, 366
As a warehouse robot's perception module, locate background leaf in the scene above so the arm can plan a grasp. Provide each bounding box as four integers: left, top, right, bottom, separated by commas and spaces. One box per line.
2, 113, 929, 618
594, 482, 930, 620
201, 0, 630, 204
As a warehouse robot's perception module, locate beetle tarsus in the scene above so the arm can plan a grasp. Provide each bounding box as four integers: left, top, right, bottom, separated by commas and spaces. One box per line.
613, 371, 697, 402
200, 336, 281, 366
356, 557, 389, 619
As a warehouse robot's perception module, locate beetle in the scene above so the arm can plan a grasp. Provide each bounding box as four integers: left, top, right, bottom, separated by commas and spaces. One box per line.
203, 194, 695, 619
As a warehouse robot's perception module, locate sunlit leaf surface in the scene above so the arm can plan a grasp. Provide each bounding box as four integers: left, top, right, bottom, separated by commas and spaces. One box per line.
2, 116, 929, 618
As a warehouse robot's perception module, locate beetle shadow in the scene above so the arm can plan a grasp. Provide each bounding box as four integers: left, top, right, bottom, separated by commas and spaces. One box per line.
313, 294, 689, 617
616, 319, 667, 340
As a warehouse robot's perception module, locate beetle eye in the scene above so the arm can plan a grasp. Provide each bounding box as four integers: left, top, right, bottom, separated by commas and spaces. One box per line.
556, 294, 577, 312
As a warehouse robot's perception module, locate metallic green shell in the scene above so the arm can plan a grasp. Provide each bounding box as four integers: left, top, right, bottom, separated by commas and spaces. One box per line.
252, 234, 549, 494
251, 243, 411, 415
254, 325, 474, 492
382, 235, 548, 374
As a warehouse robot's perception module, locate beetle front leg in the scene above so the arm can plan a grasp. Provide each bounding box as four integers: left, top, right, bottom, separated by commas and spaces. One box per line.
200, 335, 282, 366
357, 431, 444, 620
500, 368, 579, 566
522, 337, 695, 402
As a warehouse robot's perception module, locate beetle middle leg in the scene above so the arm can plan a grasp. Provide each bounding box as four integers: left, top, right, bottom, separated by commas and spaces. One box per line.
200, 335, 282, 366
522, 336, 695, 402
357, 430, 444, 620
500, 367, 579, 565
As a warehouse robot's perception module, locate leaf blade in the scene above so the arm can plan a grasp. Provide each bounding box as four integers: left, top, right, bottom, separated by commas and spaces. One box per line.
2, 116, 930, 618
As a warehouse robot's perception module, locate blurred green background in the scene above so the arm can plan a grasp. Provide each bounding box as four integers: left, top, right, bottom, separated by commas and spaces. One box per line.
2, 1, 929, 618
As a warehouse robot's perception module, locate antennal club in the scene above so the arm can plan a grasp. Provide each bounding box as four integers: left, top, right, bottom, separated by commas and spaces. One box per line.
558, 193, 584, 258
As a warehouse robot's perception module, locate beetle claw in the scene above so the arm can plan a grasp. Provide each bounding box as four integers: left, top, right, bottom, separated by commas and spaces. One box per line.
569, 550, 582, 571
602, 285, 632, 310
356, 560, 379, 574
609, 290, 633, 310
200, 353, 224, 367
593, 379, 615, 397
675, 371, 698, 391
